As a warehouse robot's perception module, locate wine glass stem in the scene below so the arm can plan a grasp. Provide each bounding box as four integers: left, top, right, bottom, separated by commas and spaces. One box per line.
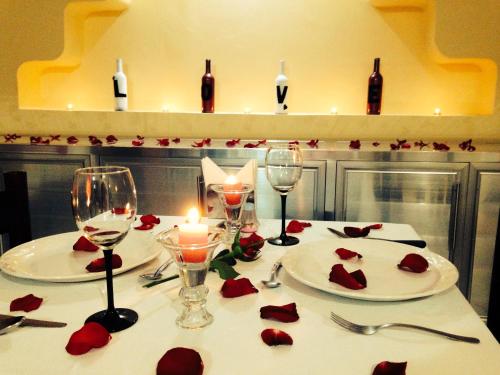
280, 194, 288, 240
103, 249, 116, 314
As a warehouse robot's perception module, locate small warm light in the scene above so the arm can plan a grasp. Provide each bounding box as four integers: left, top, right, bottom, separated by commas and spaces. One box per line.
67, 103, 74, 111
186, 207, 200, 224
244, 107, 252, 114
434, 107, 442, 116
161, 105, 169, 112
224, 175, 239, 185
330, 107, 338, 115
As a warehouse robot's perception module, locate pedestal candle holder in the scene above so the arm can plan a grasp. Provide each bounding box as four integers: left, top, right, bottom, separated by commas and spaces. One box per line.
156, 227, 223, 329
210, 184, 253, 244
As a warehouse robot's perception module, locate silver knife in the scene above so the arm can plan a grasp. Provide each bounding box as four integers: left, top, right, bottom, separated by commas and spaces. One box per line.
327, 227, 427, 249
0, 314, 67, 328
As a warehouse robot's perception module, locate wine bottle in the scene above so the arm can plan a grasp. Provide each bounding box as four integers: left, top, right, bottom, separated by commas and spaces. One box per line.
275, 60, 288, 114
367, 57, 383, 115
112, 58, 128, 111
201, 59, 215, 113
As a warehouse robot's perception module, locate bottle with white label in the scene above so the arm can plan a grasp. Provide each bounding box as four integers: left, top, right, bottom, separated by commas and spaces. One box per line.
113, 58, 128, 111
275, 60, 288, 114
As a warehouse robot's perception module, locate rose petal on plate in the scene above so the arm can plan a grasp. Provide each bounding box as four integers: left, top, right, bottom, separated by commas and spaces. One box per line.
85, 254, 123, 272
65, 322, 111, 355
134, 223, 155, 231
372, 361, 407, 375
156, 347, 204, 375
220, 278, 259, 298
260, 303, 299, 323
140, 214, 161, 225
343, 226, 370, 238
329, 264, 367, 290
286, 220, 312, 233
367, 223, 383, 230
335, 248, 362, 260
10, 294, 43, 312
261, 328, 293, 346
73, 236, 99, 252
397, 253, 429, 273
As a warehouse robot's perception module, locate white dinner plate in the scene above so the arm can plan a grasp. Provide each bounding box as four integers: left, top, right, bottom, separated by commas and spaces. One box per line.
281, 238, 458, 301
0, 230, 162, 282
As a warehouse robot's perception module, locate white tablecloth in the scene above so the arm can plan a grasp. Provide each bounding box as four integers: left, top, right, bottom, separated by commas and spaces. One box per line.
0, 218, 499, 375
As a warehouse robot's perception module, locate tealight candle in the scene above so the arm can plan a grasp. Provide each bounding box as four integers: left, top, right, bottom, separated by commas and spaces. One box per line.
434, 107, 442, 116
178, 207, 208, 262
223, 175, 243, 205
330, 107, 338, 115
67, 103, 74, 111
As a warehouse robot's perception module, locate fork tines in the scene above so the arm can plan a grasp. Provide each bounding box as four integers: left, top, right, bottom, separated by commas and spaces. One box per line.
330, 312, 362, 333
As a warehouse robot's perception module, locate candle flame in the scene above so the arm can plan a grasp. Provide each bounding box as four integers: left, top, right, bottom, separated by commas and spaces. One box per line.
187, 207, 200, 224
225, 175, 239, 184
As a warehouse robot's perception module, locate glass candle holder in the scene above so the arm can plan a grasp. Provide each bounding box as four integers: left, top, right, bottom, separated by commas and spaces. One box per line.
156, 227, 223, 329
210, 184, 253, 244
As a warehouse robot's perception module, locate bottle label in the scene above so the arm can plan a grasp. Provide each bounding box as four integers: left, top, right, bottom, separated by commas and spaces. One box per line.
368, 84, 381, 104
276, 85, 288, 104
113, 77, 127, 97
202, 83, 213, 101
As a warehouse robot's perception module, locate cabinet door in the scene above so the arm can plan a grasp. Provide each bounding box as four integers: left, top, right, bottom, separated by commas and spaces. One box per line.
100, 156, 202, 215
468, 164, 500, 318
216, 160, 326, 220
336, 161, 469, 291
0, 153, 91, 240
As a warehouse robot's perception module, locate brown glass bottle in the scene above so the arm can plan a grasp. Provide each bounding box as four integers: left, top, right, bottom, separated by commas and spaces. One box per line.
201, 59, 214, 113
367, 58, 383, 115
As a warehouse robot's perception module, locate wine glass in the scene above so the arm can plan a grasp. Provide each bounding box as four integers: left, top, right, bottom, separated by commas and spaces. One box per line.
265, 144, 303, 246
71, 166, 138, 332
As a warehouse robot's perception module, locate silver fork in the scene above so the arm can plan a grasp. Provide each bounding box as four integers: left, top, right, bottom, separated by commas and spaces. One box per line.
330, 312, 480, 344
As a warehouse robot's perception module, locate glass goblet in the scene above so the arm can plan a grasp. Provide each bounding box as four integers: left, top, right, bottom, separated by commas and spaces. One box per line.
210, 184, 253, 244
71, 166, 138, 332
265, 144, 303, 246
156, 227, 224, 329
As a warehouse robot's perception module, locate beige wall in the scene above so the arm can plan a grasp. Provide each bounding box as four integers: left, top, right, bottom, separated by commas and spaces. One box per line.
0, 0, 499, 141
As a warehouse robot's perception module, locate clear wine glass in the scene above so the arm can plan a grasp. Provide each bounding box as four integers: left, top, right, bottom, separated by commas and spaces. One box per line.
265, 144, 303, 246
71, 166, 138, 332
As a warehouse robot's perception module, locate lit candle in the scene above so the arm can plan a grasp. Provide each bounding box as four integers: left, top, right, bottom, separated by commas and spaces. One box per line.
178, 207, 208, 262
223, 175, 243, 205
434, 107, 442, 116
330, 107, 338, 115
67, 103, 74, 111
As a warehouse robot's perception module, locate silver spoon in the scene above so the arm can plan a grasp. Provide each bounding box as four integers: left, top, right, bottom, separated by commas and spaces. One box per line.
140, 258, 174, 280
261, 261, 282, 288
0, 316, 25, 335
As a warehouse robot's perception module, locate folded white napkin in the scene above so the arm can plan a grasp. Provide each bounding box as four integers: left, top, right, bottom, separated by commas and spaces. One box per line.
201, 157, 256, 188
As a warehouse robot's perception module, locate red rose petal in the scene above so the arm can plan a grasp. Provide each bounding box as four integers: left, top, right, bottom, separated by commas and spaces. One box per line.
106, 135, 118, 144
134, 223, 155, 231
367, 223, 383, 230
238, 233, 264, 261
191, 140, 205, 148
10, 294, 43, 312
329, 264, 367, 289
286, 220, 312, 233
67, 136, 79, 144
85, 254, 122, 272
65, 322, 111, 355
220, 278, 259, 298
344, 226, 370, 238
243, 142, 259, 148
372, 361, 407, 375
261, 328, 293, 346
414, 140, 428, 150
372, 141, 380, 147
397, 253, 429, 273
335, 248, 363, 260
50, 134, 61, 141
112, 207, 127, 215
260, 303, 299, 323
132, 138, 144, 146
140, 214, 161, 225
172, 137, 181, 143
73, 236, 99, 252
306, 139, 319, 148
156, 347, 204, 375
289, 140, 299, 145
157, 138, 170, 146
349, 140, 361, 149
88, 136, 103, 146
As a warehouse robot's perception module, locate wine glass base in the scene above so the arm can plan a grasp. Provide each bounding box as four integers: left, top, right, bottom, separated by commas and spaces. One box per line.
268, 236, 300, 246
85, 308, 138, 333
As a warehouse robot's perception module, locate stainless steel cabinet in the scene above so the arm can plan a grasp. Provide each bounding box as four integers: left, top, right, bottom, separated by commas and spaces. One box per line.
468, 164, 500, 318
0, 152, 91, 239
335, 161, 470, 292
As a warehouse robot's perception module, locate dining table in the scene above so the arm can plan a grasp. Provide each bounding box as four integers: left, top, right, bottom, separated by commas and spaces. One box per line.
0, 216, 499, 375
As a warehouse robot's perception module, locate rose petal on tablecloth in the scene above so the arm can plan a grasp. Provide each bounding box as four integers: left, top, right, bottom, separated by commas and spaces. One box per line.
372, 361, 407, 375
286, 220, 312, 233
397, 253, 429, 273
329, 264, 367, 290
73, 236, 99, 252
343, 226, 371, 238
85, 254, 122, 272
260, 303, 299, 323
140, 214, 160, 225
10, 294, 43, 312
65, 322, 111, 355
261, 328, 293, 346
134, 223, 155, 231
335, 248, 363, 260
220, 278, 259, 298
156, 347, 204, 375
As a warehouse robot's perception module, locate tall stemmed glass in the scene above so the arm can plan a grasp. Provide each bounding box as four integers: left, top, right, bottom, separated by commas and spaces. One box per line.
265, 144, 303, 246
72, 166, 138, 332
